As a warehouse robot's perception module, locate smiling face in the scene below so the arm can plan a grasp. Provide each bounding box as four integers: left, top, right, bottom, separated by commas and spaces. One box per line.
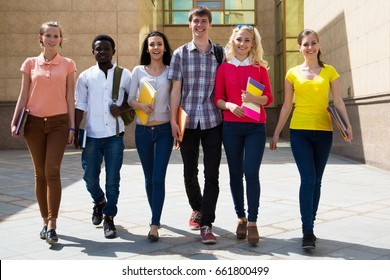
147, 35, 165, 61
39, 26, 62, 50
92, 40, 115, 65
232, 28, 254, 60
299, 33, 320, 60
189, 14, 211, 39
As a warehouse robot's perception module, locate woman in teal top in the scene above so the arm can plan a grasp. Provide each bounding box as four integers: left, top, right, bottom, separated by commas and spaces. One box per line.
270, 29, 353, 249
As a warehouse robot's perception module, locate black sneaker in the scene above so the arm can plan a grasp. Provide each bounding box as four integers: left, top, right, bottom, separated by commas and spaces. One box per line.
46, 229, 58, 244
40, 225, 47, 240
302, 232, 316, 249
92, 201, 105, 225
103, 216, 117, 239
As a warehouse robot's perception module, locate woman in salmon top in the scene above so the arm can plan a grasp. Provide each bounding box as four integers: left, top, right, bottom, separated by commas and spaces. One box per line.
10, 21, 77, 244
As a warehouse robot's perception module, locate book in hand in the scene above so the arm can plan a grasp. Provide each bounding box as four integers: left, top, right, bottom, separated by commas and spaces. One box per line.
78, 129, 87, 149
135, 80, 157, 124
174, 106, 188, 150
327, 106, 348, 140
16, 107, 29, 135
242, 77, 265, 121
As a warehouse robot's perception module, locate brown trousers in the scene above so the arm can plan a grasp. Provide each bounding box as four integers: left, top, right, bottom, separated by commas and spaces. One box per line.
24, 113, 69, 220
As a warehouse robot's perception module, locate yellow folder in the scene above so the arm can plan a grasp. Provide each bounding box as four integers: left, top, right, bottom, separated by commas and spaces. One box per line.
135, 80, 157, 124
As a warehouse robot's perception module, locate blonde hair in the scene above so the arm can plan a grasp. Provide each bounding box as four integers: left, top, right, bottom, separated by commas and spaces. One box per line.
225, 25, 268, 68
39, 21, 63, 48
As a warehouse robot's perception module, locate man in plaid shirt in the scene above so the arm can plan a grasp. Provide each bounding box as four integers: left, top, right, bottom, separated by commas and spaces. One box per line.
168, 6, 223, 244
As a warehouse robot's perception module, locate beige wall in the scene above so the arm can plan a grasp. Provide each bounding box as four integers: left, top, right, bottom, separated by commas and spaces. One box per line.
303, 0, 390, 170
0, 0, 162, 149
3, 0, 389, 172
0, 0, 277, 150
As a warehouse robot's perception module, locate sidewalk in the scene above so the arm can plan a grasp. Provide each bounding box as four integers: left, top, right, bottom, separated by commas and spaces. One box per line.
0, 141, 389, 260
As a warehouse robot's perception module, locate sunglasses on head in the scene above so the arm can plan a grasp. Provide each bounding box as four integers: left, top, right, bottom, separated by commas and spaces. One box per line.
236, 24, 254, 29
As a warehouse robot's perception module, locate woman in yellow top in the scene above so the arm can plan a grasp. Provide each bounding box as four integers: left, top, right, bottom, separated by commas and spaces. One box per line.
270, 29, 353, 249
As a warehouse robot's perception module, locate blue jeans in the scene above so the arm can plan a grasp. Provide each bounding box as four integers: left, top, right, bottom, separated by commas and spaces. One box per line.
81, 134, 124, 217
135, 123, 173, 226
180, 123, 222, 227
222, 122, 266, 222
290, 129, 333, 234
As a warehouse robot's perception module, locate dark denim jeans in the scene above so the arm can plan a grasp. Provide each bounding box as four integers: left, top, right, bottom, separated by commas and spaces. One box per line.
81, 134, 124, 217
290, 129, 333, 234
180, 123, 222, 227
222, 122, 266, 222
135, 123, 173, 226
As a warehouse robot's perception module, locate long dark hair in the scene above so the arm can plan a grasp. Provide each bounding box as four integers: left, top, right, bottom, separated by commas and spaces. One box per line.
140, 31, 172, 66
297, 29, 325, 68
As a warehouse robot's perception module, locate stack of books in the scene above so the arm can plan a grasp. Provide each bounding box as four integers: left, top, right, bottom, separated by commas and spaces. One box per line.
242, 77, 265, 121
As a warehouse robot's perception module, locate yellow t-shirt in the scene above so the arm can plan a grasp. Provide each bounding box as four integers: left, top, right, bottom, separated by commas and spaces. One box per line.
286, 64, 340, 131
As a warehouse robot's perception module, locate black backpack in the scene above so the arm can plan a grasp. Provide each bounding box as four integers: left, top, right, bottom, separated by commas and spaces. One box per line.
213, 44, 225, 65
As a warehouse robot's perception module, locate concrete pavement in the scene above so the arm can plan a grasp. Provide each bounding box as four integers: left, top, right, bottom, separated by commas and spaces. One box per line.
0, 140, 390, 261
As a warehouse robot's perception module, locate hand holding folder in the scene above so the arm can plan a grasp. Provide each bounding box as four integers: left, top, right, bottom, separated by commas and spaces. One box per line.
174, 106, 188, 149
135, 80, 156, 124
242, 77, 265, 121
327, 106, 349, 141
15, 107, 29, 135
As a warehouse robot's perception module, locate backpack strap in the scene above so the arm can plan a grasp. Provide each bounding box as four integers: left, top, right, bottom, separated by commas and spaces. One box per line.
213, 44, 224, 65
112, 66, 124, 136
112, 66, 124, 102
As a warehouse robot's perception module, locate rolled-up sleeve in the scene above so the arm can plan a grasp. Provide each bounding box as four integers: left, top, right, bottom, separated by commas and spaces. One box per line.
75, 71, 88, 112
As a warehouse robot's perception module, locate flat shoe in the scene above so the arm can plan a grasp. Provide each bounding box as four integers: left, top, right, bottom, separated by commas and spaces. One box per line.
46, 229, 58, 244
40, 225, 47, 240
148, 231, 159, 242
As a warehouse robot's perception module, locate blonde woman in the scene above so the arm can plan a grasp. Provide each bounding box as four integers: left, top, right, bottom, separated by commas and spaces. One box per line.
214, 25, 273, 245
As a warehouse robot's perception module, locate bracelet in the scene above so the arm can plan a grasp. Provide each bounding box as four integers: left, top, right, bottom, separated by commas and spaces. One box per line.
69, 128, 75, 131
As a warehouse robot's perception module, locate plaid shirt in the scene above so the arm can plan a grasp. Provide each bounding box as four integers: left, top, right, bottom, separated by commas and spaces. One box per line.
168, 41, 222, 130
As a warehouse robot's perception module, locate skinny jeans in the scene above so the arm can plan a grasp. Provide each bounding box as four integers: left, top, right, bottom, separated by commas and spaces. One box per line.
24, 113, 69, 220
222, 122, 266, 222
290, 129, 333, 234
135, 123, 173, 227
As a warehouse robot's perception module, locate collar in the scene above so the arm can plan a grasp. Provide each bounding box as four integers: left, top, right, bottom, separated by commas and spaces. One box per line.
188, 40, 214, 53
37, 53, 61, 66
228, 56, 251, 67
95, 61, 117, 70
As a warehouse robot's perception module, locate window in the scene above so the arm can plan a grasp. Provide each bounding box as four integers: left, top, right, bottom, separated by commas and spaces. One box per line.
275, 0, 303, 105
164, 0, 255, 25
